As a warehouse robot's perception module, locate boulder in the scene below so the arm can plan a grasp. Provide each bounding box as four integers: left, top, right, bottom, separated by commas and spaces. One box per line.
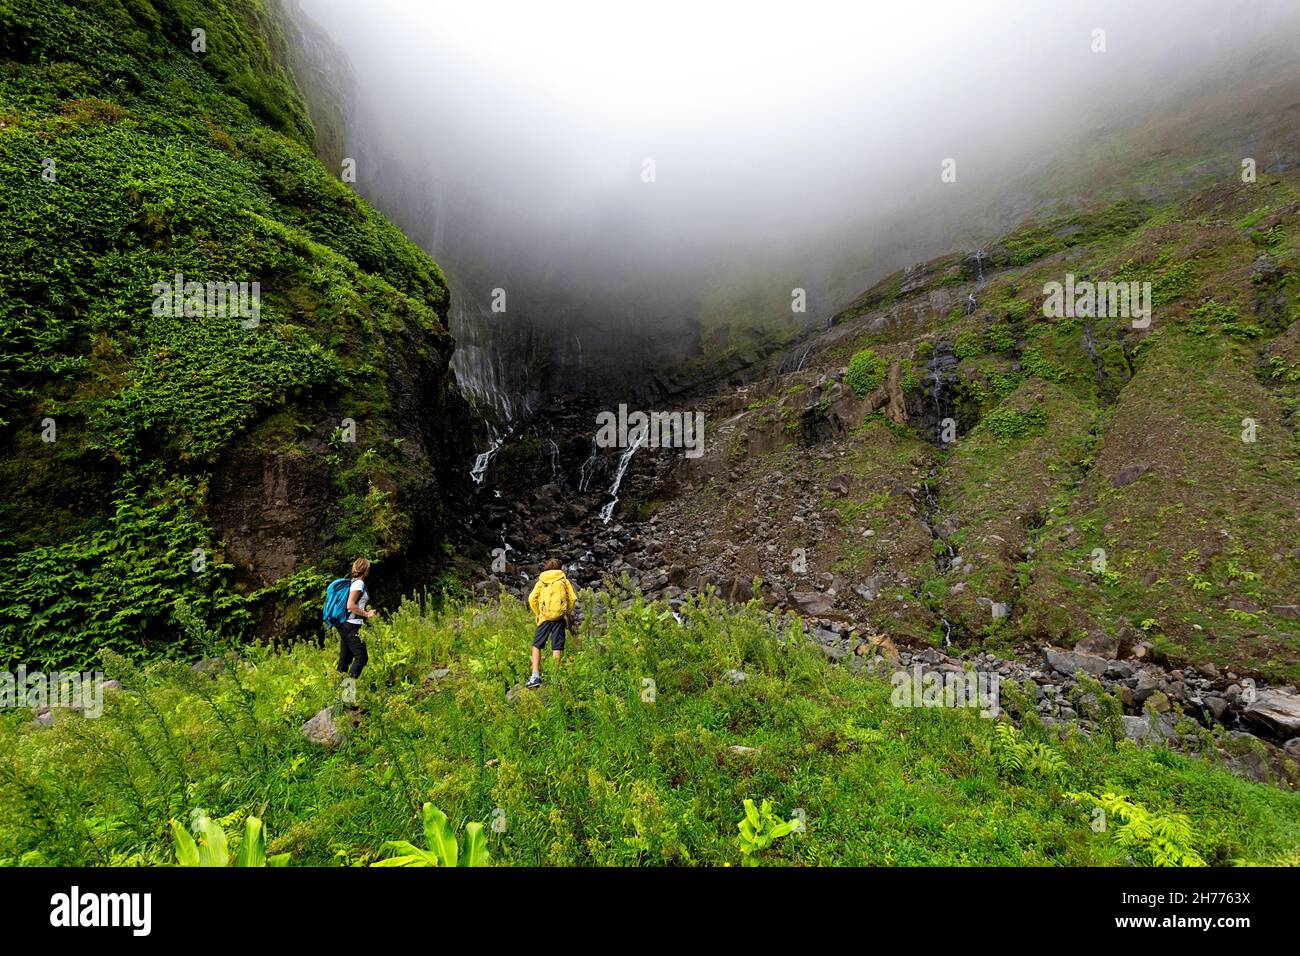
724, 669, 749, 684
720, 577, 754, 604
1204, 696, 1231, 721
791, 591, 834, 615
301, 707, 343, 747
1111, 463, 1149, 488
1044, 649, 1107, 678
1243, 690, 1300, 737
1074, 633, 1119, 659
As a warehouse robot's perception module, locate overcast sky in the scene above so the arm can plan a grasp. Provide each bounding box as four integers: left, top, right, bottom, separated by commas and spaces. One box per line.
288, 0, 1299, 408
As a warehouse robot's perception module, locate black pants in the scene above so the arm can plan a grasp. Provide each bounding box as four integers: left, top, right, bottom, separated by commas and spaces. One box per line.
336, 622, 368, 679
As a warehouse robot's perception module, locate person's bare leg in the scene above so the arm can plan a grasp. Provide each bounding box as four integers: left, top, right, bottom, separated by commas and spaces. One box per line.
531, 645, 541, 674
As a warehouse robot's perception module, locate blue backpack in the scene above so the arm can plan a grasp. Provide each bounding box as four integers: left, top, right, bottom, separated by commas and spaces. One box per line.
323, 577, 351, 628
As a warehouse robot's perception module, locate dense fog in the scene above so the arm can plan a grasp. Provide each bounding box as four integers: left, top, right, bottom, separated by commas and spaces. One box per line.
283, 0, 1300, 416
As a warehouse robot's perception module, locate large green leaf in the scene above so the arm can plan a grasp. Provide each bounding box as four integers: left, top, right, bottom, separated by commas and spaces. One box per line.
170, 819, 200, 867
195, 816, 229, 867
421, 803, 458, 867
234, 816, 266, 867
373, 840, 439, 866
461, 822, 489, 867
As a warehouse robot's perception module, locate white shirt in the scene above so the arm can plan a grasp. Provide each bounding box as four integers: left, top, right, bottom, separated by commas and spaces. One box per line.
347, 578, 369, 625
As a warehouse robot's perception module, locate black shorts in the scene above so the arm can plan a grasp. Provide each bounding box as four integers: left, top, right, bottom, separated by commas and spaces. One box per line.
532, 619, 566, 651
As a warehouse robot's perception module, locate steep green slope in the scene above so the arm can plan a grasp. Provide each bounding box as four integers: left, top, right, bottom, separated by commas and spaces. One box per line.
0, 0, 469, 668
3, 592, 1297, 866
651, 174, 1300, 683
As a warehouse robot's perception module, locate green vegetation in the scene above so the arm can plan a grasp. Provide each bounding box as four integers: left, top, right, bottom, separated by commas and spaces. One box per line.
373, 802, 489, 867
0, 0, 459, 666
981, 407, 1049, 442
3, 591, 1297, 867
171, 813, 289, 866
845, 348, 886, 396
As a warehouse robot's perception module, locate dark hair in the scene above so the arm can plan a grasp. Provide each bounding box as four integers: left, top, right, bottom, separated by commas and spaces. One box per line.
543, 559, 562, 572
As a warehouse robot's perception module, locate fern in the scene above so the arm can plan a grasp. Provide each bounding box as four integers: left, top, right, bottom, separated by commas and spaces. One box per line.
1066, 791, 1206, 866
993, 722, 1066, 780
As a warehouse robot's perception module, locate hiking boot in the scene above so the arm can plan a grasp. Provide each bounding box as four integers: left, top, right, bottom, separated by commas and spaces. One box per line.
525, 675, 542, 689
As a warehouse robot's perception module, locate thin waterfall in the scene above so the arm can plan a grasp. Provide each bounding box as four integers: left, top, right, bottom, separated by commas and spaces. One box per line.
470, 436, 503, 484
598, 430, 647, 524
577, 438, 601, 492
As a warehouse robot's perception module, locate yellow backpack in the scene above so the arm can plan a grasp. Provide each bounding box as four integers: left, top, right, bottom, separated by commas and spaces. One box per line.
537, 575, 571, 622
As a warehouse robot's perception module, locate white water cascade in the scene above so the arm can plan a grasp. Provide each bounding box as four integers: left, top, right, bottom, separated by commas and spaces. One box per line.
598, 430, 647, 524
470, 436, 504, 485
577, 438, 601, 492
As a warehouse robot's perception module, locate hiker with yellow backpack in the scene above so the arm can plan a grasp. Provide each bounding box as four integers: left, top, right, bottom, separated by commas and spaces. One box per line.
525, 558, 577, 689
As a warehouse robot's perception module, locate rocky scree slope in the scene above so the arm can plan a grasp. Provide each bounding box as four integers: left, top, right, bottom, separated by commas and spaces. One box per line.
466, 176, 1300, 784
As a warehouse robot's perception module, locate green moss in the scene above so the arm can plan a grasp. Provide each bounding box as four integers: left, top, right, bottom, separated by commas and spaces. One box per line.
845, 348, 886, 397
0, 0, 455, 666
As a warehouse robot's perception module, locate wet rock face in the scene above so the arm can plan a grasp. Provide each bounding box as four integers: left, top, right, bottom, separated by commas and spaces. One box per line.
207, 325, 475, 642
209, 449, 334, 586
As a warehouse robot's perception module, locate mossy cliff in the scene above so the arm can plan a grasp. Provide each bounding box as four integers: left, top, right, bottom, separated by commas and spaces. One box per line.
0, 0, 472, 667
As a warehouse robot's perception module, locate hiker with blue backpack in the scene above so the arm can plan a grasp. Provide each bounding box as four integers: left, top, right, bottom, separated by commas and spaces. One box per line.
324, 558, 377, 684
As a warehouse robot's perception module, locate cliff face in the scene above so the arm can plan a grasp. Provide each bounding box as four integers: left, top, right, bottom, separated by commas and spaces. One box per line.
0, 0, 473, 666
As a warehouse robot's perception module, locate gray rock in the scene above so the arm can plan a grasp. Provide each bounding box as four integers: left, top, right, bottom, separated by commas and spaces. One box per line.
1205, 696, 1231, 721
1075, 633, 1119, 658
1132, 675, 1162, 705
1111, 463, 1149, 487
31, 708, 56, 729
301, 707, 342, 747
1122, 715, 1150, 743
790, 591, 834, 615
1283, 737, 1300, 759
1045, 649, 1108, 678
1243, 689, 1300, 737
724, 668, 750, 684
191, 657, 225, 677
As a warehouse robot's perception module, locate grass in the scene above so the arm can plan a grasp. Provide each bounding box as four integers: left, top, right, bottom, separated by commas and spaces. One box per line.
3, 589, 1298, 867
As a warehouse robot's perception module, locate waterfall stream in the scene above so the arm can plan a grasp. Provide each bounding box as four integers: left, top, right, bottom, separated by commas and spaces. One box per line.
598, 431, 647, 524
577, 438, 602, 492
469, 436, 504, 485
